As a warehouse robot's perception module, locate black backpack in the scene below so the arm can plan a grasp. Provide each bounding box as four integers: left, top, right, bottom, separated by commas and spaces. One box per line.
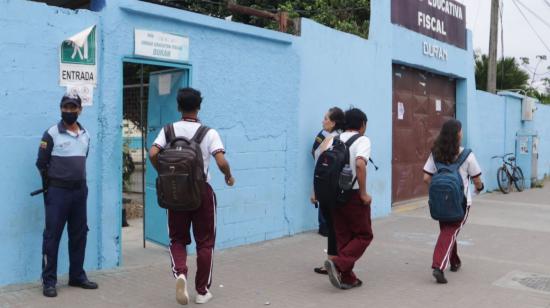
156, 124, 210, 211
313, 134, 361, 207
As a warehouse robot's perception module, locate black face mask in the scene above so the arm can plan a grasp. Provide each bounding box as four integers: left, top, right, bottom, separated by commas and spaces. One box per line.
62, 112, 78, 125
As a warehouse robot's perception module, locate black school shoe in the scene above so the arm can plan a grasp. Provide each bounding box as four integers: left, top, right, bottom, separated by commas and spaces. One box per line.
432, 269, 448, 284
68, 279, 98, 289
450, 262, 461, 272
43, 286, 57, 297
341, 279, 363, 290
314, 266, 328, 275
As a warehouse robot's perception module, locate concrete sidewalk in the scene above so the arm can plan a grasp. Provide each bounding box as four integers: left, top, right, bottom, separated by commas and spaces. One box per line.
1, 183, 550, 308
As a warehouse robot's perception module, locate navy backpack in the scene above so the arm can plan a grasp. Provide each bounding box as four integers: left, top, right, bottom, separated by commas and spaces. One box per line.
428, 149, 472, 222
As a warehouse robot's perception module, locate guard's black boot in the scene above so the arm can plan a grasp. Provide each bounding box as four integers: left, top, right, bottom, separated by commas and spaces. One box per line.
43, 285, 57, 297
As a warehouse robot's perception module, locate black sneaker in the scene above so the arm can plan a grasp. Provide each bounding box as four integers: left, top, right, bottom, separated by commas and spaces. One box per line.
432, 269, 448, 284
68, 279, 98, 289
314, 266, 328, 275
324, 260, 342, 289
341, 279, 363, 290
43, 286, 57, 298
450, 263, 461, 272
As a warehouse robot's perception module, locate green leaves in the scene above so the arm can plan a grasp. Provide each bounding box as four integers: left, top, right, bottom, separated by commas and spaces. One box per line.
475, 53, 550, 104
475, 53, 530, 92
155, 0, 370, 38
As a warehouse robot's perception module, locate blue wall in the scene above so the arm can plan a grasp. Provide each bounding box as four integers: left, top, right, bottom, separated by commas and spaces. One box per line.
0, 0, 100, 286
105, 0, 301, 250
471, 90, 550, 191
534, 104, 550, 178
296, 19, 392, 219
1, 0, 550, 287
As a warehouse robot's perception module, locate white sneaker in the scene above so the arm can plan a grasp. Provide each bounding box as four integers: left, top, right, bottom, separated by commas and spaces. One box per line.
175, 275, 189, 305
195, 291, 213, 304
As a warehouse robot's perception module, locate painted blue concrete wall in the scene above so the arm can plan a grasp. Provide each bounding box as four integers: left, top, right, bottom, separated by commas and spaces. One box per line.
296, 0, 477, 219
470, 90, 550, 191
534, 104, 550, 179
470, 91, 508, 190
0, 0, 101, 286
2, 0, 550, 288
0, 0, 300, 286
296, 19, 392, 219
103, 0, 301, 252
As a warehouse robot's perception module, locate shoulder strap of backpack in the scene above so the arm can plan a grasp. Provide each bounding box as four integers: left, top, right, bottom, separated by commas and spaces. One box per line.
312, 130, 326, 152
191, 125, 211, 144
342, 133, 362, 168
344, 133, 362, 148
448, 148, 472, 171
455, 148, 472, 167
164, 124, 176, 145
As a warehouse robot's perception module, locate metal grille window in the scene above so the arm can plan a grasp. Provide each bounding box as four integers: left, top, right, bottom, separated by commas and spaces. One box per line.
123, 84, 149, 131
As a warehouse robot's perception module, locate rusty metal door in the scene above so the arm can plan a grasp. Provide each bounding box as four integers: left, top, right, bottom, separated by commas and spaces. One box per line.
392, 64, 456, 204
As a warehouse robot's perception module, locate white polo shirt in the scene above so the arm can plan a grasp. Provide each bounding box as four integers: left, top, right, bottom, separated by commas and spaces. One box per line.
423, 147, 482, 206
153, 119, 225, 182
326, 131, 371, 190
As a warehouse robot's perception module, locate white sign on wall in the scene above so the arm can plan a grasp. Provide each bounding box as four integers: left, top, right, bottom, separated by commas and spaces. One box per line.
134, 29, 189, 62
66, 84, 94, 106
519, 136, 529, 155
398, 102, 405, 120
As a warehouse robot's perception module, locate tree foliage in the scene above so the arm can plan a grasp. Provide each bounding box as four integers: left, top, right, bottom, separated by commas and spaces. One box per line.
475, 53, 549, 104
475, 54, 530, 92
151, 0, 370, 38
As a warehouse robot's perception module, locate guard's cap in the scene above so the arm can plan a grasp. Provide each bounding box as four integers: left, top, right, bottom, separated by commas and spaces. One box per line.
60, 94, 82, 108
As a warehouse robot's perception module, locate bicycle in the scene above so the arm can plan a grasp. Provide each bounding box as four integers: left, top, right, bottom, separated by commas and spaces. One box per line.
491, 153, 525, 194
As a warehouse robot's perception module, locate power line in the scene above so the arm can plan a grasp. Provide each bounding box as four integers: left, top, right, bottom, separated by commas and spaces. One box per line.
511, 0, 550, 54
515, 0, 550, 30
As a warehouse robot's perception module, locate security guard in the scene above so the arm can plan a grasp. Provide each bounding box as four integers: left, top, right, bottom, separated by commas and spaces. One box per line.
36, 94, 98, 298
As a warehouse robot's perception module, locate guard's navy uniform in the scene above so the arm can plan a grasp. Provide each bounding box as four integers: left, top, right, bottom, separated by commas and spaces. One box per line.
36, 120, 90, 287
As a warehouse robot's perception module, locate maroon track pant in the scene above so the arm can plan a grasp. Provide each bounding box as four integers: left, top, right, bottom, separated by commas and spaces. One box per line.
331, 192, 374, 284
168, 183, 216, 295
432, 206, 470, 270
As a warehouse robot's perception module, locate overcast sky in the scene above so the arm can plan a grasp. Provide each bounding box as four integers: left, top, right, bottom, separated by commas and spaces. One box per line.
457, 0, 550, 87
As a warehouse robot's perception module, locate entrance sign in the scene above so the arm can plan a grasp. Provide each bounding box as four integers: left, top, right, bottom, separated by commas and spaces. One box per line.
134, 29, 189, 62
392, 0, 466, 49
59, 25, 97, 86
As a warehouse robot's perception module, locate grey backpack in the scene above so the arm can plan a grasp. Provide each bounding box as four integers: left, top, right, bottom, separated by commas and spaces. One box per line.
156, 124, 210, 211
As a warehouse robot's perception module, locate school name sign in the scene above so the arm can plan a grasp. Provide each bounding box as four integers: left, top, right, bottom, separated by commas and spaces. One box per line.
391, 0, 467, 49
134, 29, 189, 62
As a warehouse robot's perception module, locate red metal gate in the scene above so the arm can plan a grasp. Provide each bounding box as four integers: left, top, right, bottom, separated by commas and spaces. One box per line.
392, 64, 456, 204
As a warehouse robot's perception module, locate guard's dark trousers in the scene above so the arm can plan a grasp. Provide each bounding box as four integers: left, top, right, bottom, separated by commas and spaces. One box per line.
42, 185, 88, 287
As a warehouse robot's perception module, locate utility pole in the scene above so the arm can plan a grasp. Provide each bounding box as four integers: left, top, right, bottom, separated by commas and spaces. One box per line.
487, 0, 500, 93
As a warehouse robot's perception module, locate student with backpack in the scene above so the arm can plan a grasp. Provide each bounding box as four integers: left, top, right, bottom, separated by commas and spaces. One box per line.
317, 108, 373, 290
149, 88, 235, 305
423, 119, 484, 284
310, 107, 345, 274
